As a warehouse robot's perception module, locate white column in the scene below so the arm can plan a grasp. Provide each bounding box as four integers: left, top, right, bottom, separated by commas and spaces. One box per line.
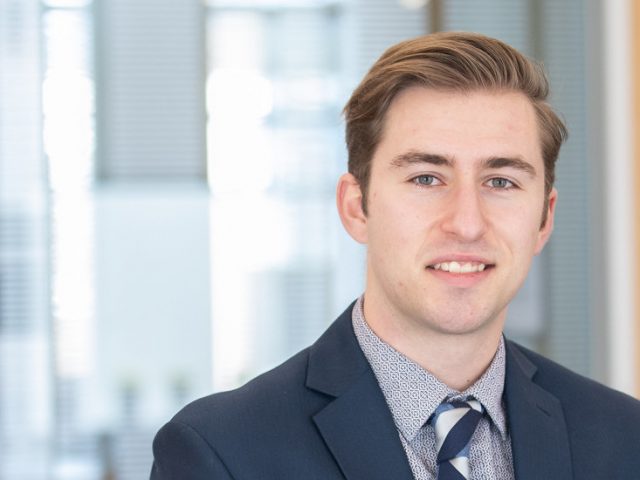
603, 0, 636, 395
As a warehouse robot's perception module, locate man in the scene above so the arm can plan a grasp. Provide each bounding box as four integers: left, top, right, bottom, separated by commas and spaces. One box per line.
151, 32, 640, 479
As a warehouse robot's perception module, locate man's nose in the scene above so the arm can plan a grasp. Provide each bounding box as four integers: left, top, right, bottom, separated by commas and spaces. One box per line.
440, 185, 489, 241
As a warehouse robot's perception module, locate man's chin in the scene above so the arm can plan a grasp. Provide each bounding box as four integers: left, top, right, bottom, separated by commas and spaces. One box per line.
421, 309, 506, 337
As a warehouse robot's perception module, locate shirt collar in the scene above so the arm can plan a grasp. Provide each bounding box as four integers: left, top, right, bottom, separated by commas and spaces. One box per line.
352, 295, 508, 442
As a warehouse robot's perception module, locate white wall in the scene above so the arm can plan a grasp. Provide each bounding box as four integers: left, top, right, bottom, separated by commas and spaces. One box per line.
93, 185, 212, 428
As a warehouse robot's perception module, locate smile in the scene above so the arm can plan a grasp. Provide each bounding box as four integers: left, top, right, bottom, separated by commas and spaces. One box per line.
428, 261, 489, 274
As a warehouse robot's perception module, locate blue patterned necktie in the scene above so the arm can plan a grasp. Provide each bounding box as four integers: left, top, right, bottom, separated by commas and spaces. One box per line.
430, 399, 484, 480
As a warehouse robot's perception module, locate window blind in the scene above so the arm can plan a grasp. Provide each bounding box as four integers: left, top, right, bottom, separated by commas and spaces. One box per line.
0, 0, 52, 477
96, 0, 206, 181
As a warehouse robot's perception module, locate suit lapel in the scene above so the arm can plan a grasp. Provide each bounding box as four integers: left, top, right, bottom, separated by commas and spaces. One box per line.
504, 341, 573, 480
312, 368, 415, 480
306, 306, 414, 480
307, 310, 575, 480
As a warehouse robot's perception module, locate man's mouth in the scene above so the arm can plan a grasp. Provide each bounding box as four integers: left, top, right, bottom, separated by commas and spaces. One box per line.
427, 261, 493, 274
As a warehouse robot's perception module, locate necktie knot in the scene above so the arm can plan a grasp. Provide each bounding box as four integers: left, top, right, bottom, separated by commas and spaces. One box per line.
430, 399, 484, 479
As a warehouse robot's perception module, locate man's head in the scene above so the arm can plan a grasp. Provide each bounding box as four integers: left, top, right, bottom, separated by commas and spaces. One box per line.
343, 31, 567, 226
337, 32, 567, 347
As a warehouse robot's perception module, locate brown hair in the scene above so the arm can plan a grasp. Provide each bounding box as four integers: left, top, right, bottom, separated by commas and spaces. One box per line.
343, 32, 567, 224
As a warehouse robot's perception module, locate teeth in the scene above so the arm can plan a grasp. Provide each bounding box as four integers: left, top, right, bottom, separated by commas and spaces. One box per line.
431, 261, 487, 274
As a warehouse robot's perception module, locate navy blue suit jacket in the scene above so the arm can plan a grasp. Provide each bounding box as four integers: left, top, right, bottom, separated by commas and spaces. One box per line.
151, 304, 640, 479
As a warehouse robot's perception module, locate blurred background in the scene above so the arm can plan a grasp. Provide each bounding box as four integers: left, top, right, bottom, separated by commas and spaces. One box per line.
0, 0, 638, 478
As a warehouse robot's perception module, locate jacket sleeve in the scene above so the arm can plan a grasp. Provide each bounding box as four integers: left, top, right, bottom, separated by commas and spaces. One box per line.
150, 420, 235, 480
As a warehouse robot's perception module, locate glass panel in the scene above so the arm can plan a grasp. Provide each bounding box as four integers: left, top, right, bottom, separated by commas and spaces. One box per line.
43, 5, 100, 479
206, 4, 347, 390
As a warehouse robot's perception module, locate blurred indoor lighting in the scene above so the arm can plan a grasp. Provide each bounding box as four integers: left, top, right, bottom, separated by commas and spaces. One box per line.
43, 7, 96, 380
42, 69, 94, 189
43, 0, 93, 7
207, 68, 274, 120
206, 68, 276, 194
398, 0, 429, 10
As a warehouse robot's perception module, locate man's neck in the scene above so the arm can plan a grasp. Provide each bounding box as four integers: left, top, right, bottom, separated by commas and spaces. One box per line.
362, 300, 504, 392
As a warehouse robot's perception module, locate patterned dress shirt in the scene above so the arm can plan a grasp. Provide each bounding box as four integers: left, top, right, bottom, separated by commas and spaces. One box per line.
352, 296, 515, 480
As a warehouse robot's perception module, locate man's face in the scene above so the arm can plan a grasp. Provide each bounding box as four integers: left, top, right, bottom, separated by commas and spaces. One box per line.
338, 87, 556, 338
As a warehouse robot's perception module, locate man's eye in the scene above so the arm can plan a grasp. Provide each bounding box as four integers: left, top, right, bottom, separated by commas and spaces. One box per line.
413, 175, 439, 186
488, 177, 514, 189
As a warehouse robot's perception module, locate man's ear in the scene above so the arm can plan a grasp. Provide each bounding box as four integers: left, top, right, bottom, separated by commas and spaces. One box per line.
534, 187, 557, 255
336, 173, 368, 244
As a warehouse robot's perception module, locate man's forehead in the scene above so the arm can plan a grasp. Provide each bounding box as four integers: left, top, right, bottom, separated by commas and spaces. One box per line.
385, 86, 536, 122
376, 87, 543, 165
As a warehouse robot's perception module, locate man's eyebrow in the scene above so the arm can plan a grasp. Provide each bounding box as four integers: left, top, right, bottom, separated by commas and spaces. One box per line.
390, 151, 455, 168
390, 151, 537, 177
481, 156, 537, 177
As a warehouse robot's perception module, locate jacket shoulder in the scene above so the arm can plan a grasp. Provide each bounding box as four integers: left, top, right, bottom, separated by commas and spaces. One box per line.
174, 347, 322, 433
508, 340, 640, 409
507, 340, 640, 435
173, 304, 357, 432
153, 310, 358, 479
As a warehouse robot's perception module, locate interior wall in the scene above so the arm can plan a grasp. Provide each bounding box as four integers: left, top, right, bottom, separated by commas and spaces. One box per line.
632, 0, 640, 397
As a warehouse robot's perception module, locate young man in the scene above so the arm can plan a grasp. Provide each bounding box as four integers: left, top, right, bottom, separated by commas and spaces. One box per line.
151, 33, 640, 479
